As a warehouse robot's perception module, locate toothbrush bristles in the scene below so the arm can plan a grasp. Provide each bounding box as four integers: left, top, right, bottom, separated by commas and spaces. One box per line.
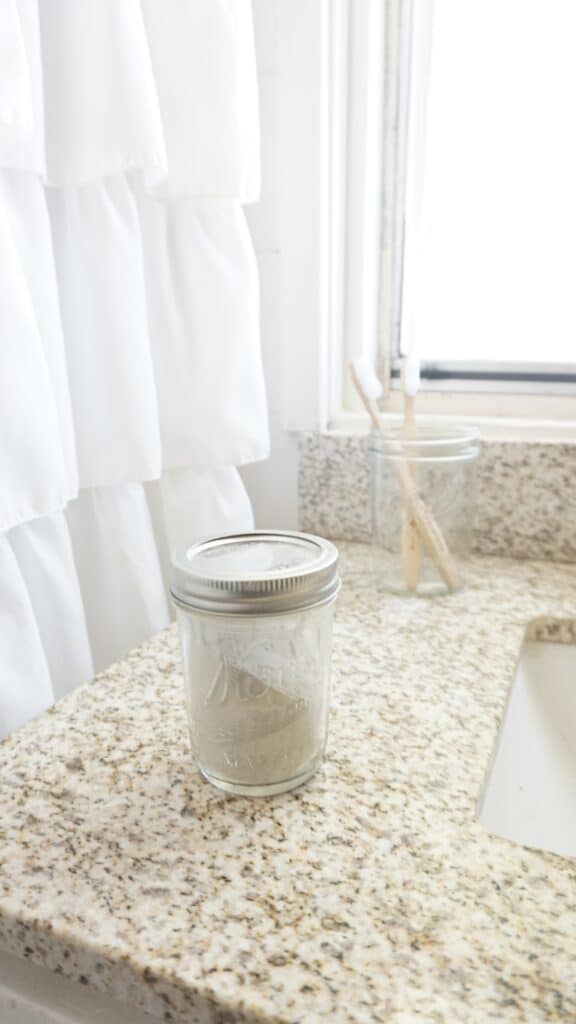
351, 357, 383, 401
402, 353, 421, 397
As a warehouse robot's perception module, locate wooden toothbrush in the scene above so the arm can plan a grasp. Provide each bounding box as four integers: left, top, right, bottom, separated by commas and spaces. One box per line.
350, 358, 458, 591
401, 354, 422, 591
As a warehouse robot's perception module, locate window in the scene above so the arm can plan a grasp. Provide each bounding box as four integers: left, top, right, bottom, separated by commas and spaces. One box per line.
276, 1, 576, 432
393, 0, 576, 391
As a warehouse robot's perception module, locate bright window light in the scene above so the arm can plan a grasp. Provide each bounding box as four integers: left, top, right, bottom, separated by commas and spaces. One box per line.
405, 0, 576, 367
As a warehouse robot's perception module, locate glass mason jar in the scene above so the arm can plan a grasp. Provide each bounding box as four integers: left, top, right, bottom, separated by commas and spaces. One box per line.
171, 531, 340, 797
370, 423, 481, 596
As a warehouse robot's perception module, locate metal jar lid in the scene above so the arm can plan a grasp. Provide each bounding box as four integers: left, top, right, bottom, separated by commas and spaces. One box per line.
170, 531, 340, 615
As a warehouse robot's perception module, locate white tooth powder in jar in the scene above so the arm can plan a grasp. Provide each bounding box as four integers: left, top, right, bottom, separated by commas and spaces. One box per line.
171, 531, 340, 796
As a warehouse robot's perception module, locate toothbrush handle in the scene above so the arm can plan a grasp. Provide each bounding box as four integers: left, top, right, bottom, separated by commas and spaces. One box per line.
396, 463, 458, 590
401, 394, 421, 591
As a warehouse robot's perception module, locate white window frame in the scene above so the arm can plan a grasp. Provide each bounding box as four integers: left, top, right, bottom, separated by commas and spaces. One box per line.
278, 0, 576, 440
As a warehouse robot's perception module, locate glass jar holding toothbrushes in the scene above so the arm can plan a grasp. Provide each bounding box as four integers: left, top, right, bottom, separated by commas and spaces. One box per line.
369, 423, 481, 596
171, 531, 340, 796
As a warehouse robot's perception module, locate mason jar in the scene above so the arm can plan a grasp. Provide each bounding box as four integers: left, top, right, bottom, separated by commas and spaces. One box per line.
370, 423, 481, 596
171, 531, 340, 796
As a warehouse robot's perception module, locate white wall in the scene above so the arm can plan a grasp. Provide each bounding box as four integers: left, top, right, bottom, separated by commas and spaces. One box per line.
241, 0, 299, 530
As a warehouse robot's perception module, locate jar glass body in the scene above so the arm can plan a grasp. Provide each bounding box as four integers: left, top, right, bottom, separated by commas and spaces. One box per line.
370, 423, 481, 596
175, 599, 336, 796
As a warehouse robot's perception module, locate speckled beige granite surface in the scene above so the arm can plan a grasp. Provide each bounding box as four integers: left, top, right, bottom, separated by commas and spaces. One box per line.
299, 433, 576, 562
0, 546, 576, 1023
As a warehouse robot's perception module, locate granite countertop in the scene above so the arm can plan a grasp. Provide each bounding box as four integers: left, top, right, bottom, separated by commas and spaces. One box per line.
0, 544, 575, 1023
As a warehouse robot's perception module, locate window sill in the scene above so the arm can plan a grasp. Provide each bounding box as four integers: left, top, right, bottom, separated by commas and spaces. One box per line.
329, 405, 576, 444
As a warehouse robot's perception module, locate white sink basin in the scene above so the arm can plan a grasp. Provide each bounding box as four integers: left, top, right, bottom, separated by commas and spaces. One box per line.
478, 621, 576, 860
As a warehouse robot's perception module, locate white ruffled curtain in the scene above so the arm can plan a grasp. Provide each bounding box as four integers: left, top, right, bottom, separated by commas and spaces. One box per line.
0, 0, 269, 737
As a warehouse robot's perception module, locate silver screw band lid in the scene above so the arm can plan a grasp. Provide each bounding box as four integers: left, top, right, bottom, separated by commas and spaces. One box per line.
170, 531, 340, 615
